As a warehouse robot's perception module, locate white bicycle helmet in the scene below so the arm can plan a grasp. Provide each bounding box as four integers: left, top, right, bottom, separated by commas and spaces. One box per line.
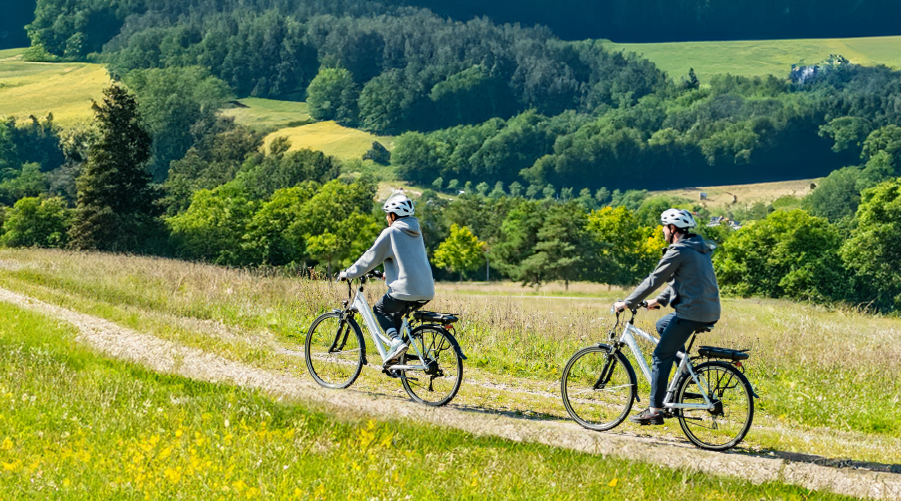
382, 191, 415, 217
660, 208, 697, 229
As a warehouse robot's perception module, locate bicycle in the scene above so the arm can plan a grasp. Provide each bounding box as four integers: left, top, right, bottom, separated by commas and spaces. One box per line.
304, 269, 466, 406
560, 302, 757, 450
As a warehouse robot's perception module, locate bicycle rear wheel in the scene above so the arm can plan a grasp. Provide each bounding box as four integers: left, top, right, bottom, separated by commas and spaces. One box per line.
400, 326, 463, 406
676, 360, 754, 450
304, 312, 365, 389
561, 344, 636, 431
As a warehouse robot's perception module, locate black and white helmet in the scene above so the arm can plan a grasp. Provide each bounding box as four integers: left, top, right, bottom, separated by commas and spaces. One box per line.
660, 208, 696, 229
383, 191, 414, 217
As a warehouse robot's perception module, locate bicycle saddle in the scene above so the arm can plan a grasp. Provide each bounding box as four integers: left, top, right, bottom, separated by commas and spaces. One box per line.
412, 311, 459, 324
693, 323, 716, 334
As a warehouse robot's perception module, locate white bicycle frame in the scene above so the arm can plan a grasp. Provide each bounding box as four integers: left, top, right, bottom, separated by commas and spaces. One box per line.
618, 321, 716, 411
350, 285, 430, 371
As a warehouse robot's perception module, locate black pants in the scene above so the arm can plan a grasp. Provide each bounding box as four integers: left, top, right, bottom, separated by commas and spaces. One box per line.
650, 313, 712, 408
373, 294, 428, 339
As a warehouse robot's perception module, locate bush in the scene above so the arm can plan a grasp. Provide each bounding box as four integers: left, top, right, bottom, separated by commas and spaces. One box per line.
0, 197, 72, 248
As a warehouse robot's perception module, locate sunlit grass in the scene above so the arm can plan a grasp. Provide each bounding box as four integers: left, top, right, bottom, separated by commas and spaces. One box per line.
0, 249, 898, 464
605, 35, 901, 83
0, 299, 857, 499
219, 97, 312, 131
0, 52, 109, 126
262, 121, 395, 162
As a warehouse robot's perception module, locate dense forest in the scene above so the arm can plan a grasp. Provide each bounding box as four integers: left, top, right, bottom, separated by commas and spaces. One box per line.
15, 0, 901, 191
7, 0, 901, 52
4, 1, 901, 311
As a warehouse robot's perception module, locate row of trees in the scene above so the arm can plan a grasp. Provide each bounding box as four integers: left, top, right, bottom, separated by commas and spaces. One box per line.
7, 82, 901, 313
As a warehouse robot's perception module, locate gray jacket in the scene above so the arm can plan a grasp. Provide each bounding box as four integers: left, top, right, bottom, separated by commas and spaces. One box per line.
344, 217, 435, 301
624, 234, 721, 323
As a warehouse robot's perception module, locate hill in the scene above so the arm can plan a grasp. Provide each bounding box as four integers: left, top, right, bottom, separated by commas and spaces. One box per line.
0, 49, 109, 126
220, 97, 312, 131
653, 178, 819, 210
605, 35, 901, 82
262, 121, 395, 163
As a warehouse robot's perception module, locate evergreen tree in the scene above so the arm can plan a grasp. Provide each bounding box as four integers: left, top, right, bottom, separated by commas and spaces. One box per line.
69, 84, 159, 252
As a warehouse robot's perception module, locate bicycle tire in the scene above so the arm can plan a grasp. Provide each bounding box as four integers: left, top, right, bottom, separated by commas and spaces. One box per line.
675, 360, 754, 451
400, 325, 463, 406
304, 311, 365, 389
561, 344, 637, 431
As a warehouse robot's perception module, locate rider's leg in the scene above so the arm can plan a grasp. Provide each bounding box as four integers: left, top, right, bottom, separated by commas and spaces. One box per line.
650, 313, 709, 409
373, 294, 409, 363
373, 294, 406, 339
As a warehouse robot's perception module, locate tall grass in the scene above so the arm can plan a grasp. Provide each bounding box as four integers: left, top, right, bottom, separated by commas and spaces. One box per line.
0, 249, 898, 439
0, 298, 854, 499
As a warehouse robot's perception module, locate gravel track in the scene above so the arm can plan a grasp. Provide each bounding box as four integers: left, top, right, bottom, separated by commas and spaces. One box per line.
2, 287, 899, 500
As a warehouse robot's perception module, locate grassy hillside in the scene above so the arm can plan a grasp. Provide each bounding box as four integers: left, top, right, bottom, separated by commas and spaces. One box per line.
605, 35, 901, 82
0, 249, 898, 467
653, 178, 819, 209
220, 97, 312, 131
0, 292, 855, 499
0, 50, 109, 126
262, 121, 395, 163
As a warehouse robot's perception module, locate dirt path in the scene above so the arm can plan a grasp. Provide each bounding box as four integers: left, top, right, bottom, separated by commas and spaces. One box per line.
2, 287, 899, 500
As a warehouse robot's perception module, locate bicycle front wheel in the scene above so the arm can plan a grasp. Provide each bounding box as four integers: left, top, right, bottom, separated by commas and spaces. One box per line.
676, 361, 754, 451
400, 326, 463, 406
561, 344, 636, 431
304, 312, 365, 389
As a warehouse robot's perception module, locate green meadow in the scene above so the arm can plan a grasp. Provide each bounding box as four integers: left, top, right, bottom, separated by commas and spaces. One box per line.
605, 35, 901, 82
0, 272, 858, 500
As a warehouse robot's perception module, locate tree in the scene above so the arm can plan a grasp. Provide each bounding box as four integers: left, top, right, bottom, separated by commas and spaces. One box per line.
842, 179, 901, 311
306, 231, 340, 277
124, 67, 232, 182
0, 196, 72, 248
306, 67, 360, 124
715, 209, 848, 302
69, 84, 160, 252
518, 202, 596, 290
434, 224, 486, 281
586, 206, 666, 287
432, 177, 444, 192
167, 182, 258, 264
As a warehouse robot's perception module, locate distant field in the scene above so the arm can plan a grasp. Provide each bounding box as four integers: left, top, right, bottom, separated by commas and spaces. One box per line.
219, 97, 312, 131
262, 121, 395, 162
605, 35, 901, 82
0, 50, 109, 126
653, 178, 819, 209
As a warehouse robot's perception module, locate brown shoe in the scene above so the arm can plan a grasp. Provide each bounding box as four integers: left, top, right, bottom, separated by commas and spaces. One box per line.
629, 407, 664, 425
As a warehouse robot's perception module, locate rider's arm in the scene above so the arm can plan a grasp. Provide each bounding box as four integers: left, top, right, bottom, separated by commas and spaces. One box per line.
656, 285, 674, 307
624, 248, 683, 308
343, 229, 392, 279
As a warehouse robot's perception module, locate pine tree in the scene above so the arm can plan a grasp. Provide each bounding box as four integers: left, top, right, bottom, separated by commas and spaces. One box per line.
69, 84, 159, 251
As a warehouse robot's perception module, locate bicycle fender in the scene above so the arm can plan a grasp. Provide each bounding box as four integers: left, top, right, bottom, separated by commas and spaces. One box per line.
596, 344, 640, 403
413, 324, 467, 360
442, 329, 468, 360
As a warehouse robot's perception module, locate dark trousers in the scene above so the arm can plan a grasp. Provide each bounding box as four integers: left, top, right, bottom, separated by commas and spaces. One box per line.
373, 294, 428, 339
650, 313, 711, 408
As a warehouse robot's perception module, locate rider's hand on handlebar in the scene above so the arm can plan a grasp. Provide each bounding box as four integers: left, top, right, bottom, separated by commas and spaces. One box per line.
337, 271, 348, 282
645, 299, 661, 310
613, 301, 627, 313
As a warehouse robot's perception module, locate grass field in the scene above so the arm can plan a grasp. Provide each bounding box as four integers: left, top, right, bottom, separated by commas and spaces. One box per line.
220, 97, 313, 131
605, 35, 901, 82
652, 178, 819, 209
0, 50, 109, 126
0, 261, 857, 499
0, 249, 897, 469
263, 121, 395, 163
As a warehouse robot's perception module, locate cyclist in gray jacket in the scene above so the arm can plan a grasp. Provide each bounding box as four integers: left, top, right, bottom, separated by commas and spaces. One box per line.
613, 208, 721, 425
340, 191, 435, 363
